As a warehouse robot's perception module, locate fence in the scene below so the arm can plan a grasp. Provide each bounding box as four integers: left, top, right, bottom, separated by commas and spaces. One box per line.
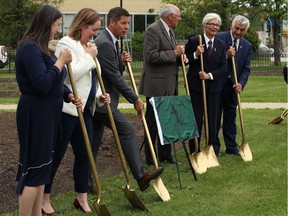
2, 51, 287, 73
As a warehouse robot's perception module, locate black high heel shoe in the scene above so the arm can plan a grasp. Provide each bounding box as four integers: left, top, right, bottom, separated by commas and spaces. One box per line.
73, 198, 90, 213
42, 209, 56, 216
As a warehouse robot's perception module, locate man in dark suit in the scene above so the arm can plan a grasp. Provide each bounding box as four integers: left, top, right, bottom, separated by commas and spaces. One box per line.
185, 13, 226, 154
214, 15, 252, 156
139, 4, 185, 165
91, 7, 163, 192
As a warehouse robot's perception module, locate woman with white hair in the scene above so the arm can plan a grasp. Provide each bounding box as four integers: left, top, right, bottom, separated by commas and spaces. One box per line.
185, 13, 227, 154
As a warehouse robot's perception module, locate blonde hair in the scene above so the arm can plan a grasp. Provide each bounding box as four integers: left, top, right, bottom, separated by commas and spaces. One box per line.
68, 8, 102, 40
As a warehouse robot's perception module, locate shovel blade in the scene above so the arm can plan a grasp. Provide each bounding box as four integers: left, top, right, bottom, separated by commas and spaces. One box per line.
239, 143, 252, 162
122, 186, 149, 211
202, 145, 220, 168
152, 178, 170, 201
93, 202, 111, 216
189, 152, 207, 174
268, 117, 284, 124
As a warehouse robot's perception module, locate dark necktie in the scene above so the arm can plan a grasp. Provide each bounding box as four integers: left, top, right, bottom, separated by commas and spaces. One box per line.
233, 39, 238, 60
208, 40, 212, 56
115, 40, 122, 70
169, 29, 176, 48
231, 39, 238, 83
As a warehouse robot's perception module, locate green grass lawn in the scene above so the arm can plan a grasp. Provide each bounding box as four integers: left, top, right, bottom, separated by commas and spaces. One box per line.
0, 69, 287, 215
0, 70, 287, 104
119, 75, 287, 103
2, 109, 287, 215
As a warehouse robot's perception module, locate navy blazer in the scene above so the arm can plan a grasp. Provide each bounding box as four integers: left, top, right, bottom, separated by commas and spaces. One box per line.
94, 29, 138, 113
185, 34, 226, 93
216, 31, 252, 89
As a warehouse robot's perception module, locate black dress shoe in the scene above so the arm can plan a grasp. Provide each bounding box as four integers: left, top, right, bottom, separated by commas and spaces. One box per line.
146, 162, 154, 166
225, 149, 240, 156
215, 152, 221, 157
137, 167, 164, 191
146, 160, 154, 166
160, 157, 180, 164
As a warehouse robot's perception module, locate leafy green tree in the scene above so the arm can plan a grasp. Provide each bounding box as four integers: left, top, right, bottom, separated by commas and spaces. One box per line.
164, 0, 240, 39
0, 0, 63, 48
235, 0, 287, 65
131, 31, 145, 54
164, 0, 287, 65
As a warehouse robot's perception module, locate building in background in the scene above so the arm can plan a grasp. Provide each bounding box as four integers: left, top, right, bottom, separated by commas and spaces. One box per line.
57, 0, 163, 38
258, 19, 288, 54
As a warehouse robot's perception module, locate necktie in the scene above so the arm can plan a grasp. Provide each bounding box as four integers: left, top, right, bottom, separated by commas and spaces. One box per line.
208, 40, 212, 55
115, 40, 120, 58
169, 29, 176, 48
231, 39, 238, 83
233, 39, 238, 62
115, 40, 122, 70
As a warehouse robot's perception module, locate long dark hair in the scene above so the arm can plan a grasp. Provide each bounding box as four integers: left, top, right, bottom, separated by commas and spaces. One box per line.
18, 5, 62, 56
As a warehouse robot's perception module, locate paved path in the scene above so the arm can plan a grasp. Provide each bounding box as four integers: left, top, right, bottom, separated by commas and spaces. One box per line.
0, 102, 287, 110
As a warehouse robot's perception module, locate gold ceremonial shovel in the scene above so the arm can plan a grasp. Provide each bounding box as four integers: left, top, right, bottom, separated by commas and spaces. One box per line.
67, 64, 111, 216
94, 58, 148, 211
268, 109, 288, 125
126, 61, 170, 201
181, 54, 208, 174
231, 57, 252, 162
198, 35, 220, 168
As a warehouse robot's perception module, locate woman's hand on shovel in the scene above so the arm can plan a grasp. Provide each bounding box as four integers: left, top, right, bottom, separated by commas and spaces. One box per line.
100, 93, 111, 104
68, 93, 83, 112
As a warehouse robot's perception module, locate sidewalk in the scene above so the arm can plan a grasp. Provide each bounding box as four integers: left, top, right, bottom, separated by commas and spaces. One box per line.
0, 102, 287, 110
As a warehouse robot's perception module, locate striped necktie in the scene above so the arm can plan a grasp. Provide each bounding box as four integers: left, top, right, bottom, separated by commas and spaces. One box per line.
208, 40, 212, 55
169, 29, 176, 48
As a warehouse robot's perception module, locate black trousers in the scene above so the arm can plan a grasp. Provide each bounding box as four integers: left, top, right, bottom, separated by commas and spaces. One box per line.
45, 111, 92, 193
144, 97, 172, 164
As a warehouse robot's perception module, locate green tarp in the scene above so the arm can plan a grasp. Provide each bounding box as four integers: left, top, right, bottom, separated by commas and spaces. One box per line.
149, 95, 199, 145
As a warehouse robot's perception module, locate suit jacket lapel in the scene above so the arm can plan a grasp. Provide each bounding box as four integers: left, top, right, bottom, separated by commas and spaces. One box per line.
103, 29, 123, 72
158, 20, 175, 49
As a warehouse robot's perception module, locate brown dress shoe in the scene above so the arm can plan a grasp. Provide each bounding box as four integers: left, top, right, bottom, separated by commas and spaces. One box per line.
137, 167, 164, 191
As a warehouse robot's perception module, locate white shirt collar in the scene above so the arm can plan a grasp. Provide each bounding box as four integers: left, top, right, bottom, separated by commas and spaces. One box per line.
160, 18, 170, 35
106, 27, 118, 45
230, 31, 238, 48
204, 33, 214, 48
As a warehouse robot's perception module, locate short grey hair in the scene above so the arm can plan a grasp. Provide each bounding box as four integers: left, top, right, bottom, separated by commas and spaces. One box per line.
202, 13, 222, 27
232, 15, 250, 30
159, 4, 178, 19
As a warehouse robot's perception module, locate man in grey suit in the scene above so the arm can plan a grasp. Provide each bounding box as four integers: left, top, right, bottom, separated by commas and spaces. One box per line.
91, 7, 163, 192
139, 4, 185, 165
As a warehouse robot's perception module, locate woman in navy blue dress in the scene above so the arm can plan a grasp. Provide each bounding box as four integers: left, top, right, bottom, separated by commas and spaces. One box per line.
15, 5, 80, 216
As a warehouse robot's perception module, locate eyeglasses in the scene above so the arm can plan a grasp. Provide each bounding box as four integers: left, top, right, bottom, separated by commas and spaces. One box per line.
171, 13, 181, 18
206, 23, 220, 28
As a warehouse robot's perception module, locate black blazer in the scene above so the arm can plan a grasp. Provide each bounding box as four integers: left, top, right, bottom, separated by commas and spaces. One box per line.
185, 34, 226, 93
94, 29, 138, 113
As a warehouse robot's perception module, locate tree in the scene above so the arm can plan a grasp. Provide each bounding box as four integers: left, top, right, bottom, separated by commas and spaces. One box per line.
164, 0, 287, 65
235, 0, 287, 65
0, 0, 63, 48
164, 0, 242, 38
